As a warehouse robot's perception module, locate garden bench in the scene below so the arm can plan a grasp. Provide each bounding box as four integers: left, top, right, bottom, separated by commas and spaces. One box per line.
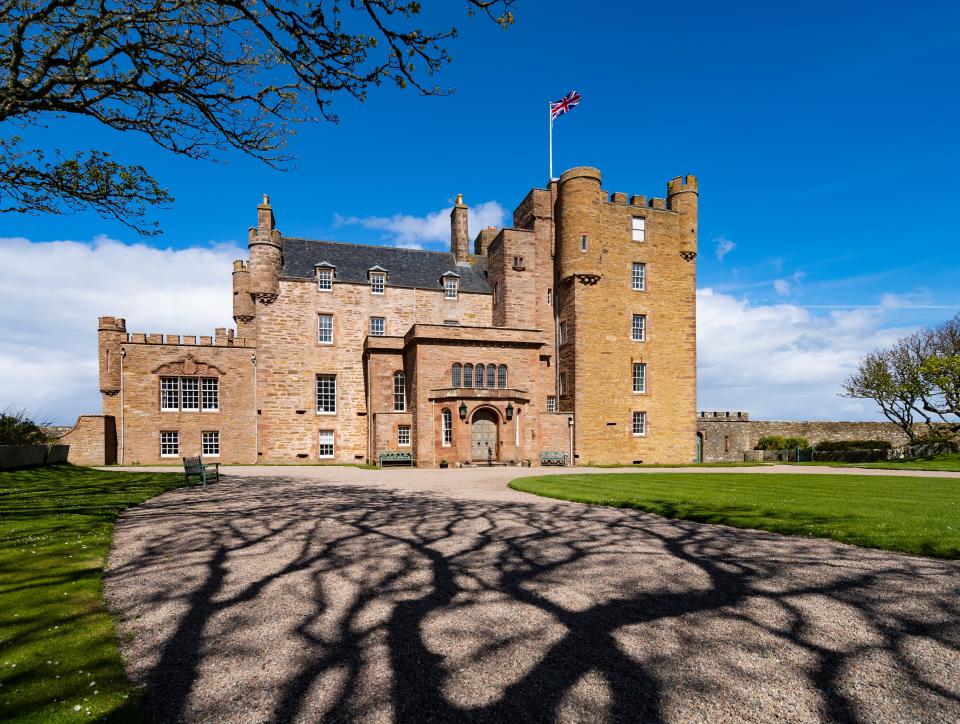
182, 456, 219, 486
378, 450, 415, 468
540, 451, 568, 466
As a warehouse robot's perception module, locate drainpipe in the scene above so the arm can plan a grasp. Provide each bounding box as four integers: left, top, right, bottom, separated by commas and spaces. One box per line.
119, 348, 126, 465
251, 353, 258, 463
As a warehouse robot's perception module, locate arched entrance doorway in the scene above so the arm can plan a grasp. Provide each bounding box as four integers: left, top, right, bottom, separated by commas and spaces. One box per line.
695, 432, 704, 464
471, 408, 499, 461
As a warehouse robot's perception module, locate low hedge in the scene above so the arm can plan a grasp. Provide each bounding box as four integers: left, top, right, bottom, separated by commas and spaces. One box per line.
757, 435, 810, 451
814, 440, 893, 451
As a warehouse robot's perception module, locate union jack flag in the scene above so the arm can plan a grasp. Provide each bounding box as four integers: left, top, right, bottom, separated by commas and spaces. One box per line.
550, 90, 581, 121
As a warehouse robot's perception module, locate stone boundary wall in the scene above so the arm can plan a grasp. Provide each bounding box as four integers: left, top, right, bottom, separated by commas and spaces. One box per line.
56, 415, 117, 466
0, 444, 69, 470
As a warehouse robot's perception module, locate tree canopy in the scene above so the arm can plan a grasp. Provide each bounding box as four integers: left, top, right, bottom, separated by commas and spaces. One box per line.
843, 314, 960, 442
0, 0, 514, 234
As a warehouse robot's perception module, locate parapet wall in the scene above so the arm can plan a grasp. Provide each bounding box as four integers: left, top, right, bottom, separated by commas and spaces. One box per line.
57, 414, 117, 466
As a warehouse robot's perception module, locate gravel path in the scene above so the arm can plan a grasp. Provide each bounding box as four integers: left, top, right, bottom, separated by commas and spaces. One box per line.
104, 467, 960, 722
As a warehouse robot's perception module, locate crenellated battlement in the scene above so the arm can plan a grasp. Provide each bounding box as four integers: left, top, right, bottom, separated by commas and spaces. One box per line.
698, 411, 750, 421
667, 175, 698, 196
98, 316, 127, 332
124, 329, 253, 348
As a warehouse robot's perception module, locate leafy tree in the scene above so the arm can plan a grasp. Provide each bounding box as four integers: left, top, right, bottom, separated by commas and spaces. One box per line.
843, 314, 960, 441
0, 409, 51, 445
0, 0, 514, 234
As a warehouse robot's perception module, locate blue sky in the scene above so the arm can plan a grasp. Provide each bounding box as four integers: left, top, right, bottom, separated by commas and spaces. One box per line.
2, 0, 959, 423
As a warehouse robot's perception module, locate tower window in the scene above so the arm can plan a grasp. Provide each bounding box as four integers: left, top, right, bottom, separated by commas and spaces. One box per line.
632, 262, 646, 291
547, 288, 553, 305
393, 371, 406, 412
632, 411, 647, 436
318, 314, 333, 344
631, 314, 646, 342
512, 256, 525, 270
370, 317, 385, 336
633, 363, 647, 393
560, 321, 568, 345
559, 372, 567, 396
370, 272, 386, 295
631, 217, 645, 242
547, 396, 557, 413
580, 235, 587, 253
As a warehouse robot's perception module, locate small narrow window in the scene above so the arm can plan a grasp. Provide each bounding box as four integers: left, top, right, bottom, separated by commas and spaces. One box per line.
201, 378, 219, 411
547, 396, 557, 413
442, 409, 452, 446
560, 321, 568, 345
512, 256, 525, 270
632, 411, 647, 436
318, 314, 334, 344
398, 425, 411, 447
559, 372, 567, 396
497, 364, 507, 389
633, 362, 646, 393
160, 431, 179, 457
631, 217, 645, 242
475, 363, 485, 389
370, 317, 385, 336
201, 431, 220, 457
486, 364, 496, 388
452, 363, 462, 387
370, 273, 386, 295
317, 268, 334, 291
547, 288, 553, 305
181, 378, 199, 411
493, 282, 501, 304
316, 374, 336, 414
318, 430, 335, 458
580, 235, 587, 252
443, 319, 458, 326
444, 278, 459, 300
632, 262, 646, 291
631, 314, 646, 342
464, 363, 473, 388
393, 371, 406, 412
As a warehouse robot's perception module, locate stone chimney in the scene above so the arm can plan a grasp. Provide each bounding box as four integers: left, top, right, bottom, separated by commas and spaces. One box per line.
450, 194, 469, 260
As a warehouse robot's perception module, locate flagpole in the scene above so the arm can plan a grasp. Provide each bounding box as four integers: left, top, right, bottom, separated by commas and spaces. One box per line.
548, 102, 554, 181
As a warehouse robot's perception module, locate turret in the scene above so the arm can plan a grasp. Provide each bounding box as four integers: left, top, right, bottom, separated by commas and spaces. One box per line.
667, 175, 698, 256
98, 316, 126, 395
232, 259, 255, 338
450, 194, 469, 261
556, 166, 603, 282
248, 194, 281, 303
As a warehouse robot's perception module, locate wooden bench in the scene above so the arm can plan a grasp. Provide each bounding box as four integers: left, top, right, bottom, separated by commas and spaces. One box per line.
182, 456, 220, 486
540, 451, 568, 466
378, 451, 415, 468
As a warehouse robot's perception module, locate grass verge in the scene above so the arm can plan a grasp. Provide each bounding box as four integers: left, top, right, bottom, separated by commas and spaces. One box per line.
0, 465, 183, 723
509, 472, 960, 558
789, 453, 960, 473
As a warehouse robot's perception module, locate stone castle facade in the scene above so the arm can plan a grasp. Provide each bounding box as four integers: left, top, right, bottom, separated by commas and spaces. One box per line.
89, 166, 699, 466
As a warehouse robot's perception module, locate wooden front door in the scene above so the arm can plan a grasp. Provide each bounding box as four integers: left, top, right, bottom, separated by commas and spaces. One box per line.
471, 410, 498, 461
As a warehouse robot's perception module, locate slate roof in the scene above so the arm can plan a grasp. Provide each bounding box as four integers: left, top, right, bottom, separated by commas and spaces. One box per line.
280, 238, 490, 293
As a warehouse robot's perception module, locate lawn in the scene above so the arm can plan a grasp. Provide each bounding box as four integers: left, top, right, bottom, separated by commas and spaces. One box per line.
509, 472, 960, 558
816, 453, 960, 473
0, 465, 183, 723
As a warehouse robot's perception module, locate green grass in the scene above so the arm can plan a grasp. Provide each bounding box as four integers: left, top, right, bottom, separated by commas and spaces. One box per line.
509, 472, 960, 558
0, 465, 183, 723
583, 461, 769, 468
788, 452, 960, 472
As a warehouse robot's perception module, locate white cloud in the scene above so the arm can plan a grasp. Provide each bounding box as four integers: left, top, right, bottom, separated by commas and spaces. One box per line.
0, 236, 241, 423
714, 236, 736, 262
773, 279, 791, 296
697, 288, 915, 420
334, 200, 506, 247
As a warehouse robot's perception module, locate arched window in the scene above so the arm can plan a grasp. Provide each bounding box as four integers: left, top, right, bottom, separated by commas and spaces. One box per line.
393, 371, 406, 412
498, 364, 507, 389
464, 364, 473, 388
452, 363, 462, 388
475, 364, 485, 388
486, 364, 496, 388
442, 408, 452, 446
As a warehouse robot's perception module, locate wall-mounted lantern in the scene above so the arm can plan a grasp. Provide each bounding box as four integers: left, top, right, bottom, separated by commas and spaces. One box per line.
459, 401, 468, 420
505, 402, 514, 421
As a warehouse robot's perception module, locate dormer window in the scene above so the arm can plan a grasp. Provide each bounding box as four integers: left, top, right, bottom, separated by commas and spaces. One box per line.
441, 271, 460, 300
368, 265, 387, 295
315, 263, 335, 291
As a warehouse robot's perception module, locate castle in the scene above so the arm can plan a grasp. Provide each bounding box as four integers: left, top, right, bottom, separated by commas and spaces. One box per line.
89, 166, 699, 466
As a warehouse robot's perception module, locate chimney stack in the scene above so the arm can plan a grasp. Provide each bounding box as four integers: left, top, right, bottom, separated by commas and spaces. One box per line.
450, 194, 469, 260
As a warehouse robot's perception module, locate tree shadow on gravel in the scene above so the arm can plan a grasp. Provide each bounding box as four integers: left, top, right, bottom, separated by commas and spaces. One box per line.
104, 476, 960, 723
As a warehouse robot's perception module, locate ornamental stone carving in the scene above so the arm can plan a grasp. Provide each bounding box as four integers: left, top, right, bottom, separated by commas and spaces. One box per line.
151, 353, 226, 376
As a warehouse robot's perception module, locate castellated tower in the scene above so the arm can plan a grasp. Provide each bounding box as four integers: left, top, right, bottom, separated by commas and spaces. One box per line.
555, 166, 698, 464
232, 259, 255, 340
248, 194, 282, 303
97, 316, 127, 419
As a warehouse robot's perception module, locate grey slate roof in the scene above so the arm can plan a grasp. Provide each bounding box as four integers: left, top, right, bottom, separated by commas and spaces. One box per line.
280, 238, 490, 293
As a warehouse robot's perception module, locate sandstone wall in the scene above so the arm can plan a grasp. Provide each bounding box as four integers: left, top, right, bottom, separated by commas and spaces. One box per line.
58, 415, 117, 466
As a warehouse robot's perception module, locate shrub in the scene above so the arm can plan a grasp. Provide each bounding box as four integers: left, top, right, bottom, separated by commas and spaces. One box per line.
757, 435, 809, 450
814, 440, 893, 451
0, 409, 52, 445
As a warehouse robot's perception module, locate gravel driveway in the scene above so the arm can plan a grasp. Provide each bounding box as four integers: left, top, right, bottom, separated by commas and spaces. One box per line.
104, 467, 960, 722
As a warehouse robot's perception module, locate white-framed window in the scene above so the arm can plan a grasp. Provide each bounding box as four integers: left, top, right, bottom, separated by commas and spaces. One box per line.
632, 411, 647, 436
497, 364, 507, 389
398, 425, 411, 447
201, 378, 219, 411
632, 314, 646, 342
559, 372, 567, 396
632, 262, 646, 291
318, 430, 334, 458
160, 431, 179, 457
486, 364, 496, 388
464, 363, 474, 388
444, 278, 459, 300
181, 377, 199, 411
631, 216, 646, 242
370, 273, 386, 295
160, 377, 180, 411
318, 314, 333, 344
442, 408, 452, 446
452, 363, 462, 387
475, 363, 485, 389
201, 431, 220, 457
559, 321, 568, 344
633, 362, 646, 394
393, 371, 406, 412
547, 396, 557, 413
316, 374, 336, 414
580, 235, 587, 253
316, 268, 333, 291
547, 288, 552, 305
370, 317, 385, 336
